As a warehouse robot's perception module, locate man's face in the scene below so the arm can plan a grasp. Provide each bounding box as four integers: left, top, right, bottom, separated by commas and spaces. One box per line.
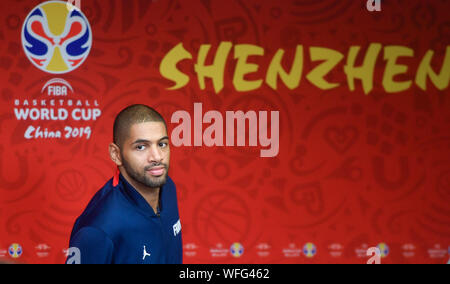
119, 121, 170, 189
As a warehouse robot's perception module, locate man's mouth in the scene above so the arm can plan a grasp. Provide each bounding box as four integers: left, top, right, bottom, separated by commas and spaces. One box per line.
146, 166, 165, 176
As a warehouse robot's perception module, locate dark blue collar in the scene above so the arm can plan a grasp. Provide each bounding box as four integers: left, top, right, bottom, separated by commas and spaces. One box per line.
118, 173, 163, 217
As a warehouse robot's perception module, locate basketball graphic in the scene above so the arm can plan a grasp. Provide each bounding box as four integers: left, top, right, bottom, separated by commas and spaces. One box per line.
55, 169, 88, 202
21, 0, 92, 74
193, 191, 251, 247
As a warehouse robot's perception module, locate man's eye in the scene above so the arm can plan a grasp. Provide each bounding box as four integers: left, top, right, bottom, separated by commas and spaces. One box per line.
136, 145, 146, 150
159, 142, 168, 148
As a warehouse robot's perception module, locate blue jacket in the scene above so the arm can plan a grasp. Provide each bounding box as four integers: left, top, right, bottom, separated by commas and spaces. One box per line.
66, 171, 183, 264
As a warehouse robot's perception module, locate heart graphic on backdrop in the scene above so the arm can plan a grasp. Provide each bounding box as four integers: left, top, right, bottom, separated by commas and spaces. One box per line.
324, 126, 359, 154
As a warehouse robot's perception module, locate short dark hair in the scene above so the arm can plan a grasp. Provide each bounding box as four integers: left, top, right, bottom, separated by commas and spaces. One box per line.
113, 104, 167, 148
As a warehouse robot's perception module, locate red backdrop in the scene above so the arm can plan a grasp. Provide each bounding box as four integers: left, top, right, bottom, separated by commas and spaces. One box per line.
0, 0, 449, 264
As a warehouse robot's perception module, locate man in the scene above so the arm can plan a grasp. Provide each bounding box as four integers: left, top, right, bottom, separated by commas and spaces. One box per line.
66, 104, 182, 264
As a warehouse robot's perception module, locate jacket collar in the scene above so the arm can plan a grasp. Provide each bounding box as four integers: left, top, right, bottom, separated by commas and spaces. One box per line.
116, 170, 163, 217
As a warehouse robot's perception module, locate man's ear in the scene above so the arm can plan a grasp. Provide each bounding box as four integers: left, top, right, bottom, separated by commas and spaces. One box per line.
109, 143, 122, 166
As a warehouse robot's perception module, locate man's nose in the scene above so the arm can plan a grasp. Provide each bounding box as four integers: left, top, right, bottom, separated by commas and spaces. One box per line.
148, 144, 162, 163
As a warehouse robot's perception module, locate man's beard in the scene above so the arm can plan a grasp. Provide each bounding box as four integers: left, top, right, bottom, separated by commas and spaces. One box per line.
121, 157, 169, 189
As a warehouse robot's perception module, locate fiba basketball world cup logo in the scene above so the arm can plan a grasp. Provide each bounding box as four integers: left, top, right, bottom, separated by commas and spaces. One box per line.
21, 1, 92, 74
303, 243, 317, 258
230, 243, 244, 258
8, 243, 23, 259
